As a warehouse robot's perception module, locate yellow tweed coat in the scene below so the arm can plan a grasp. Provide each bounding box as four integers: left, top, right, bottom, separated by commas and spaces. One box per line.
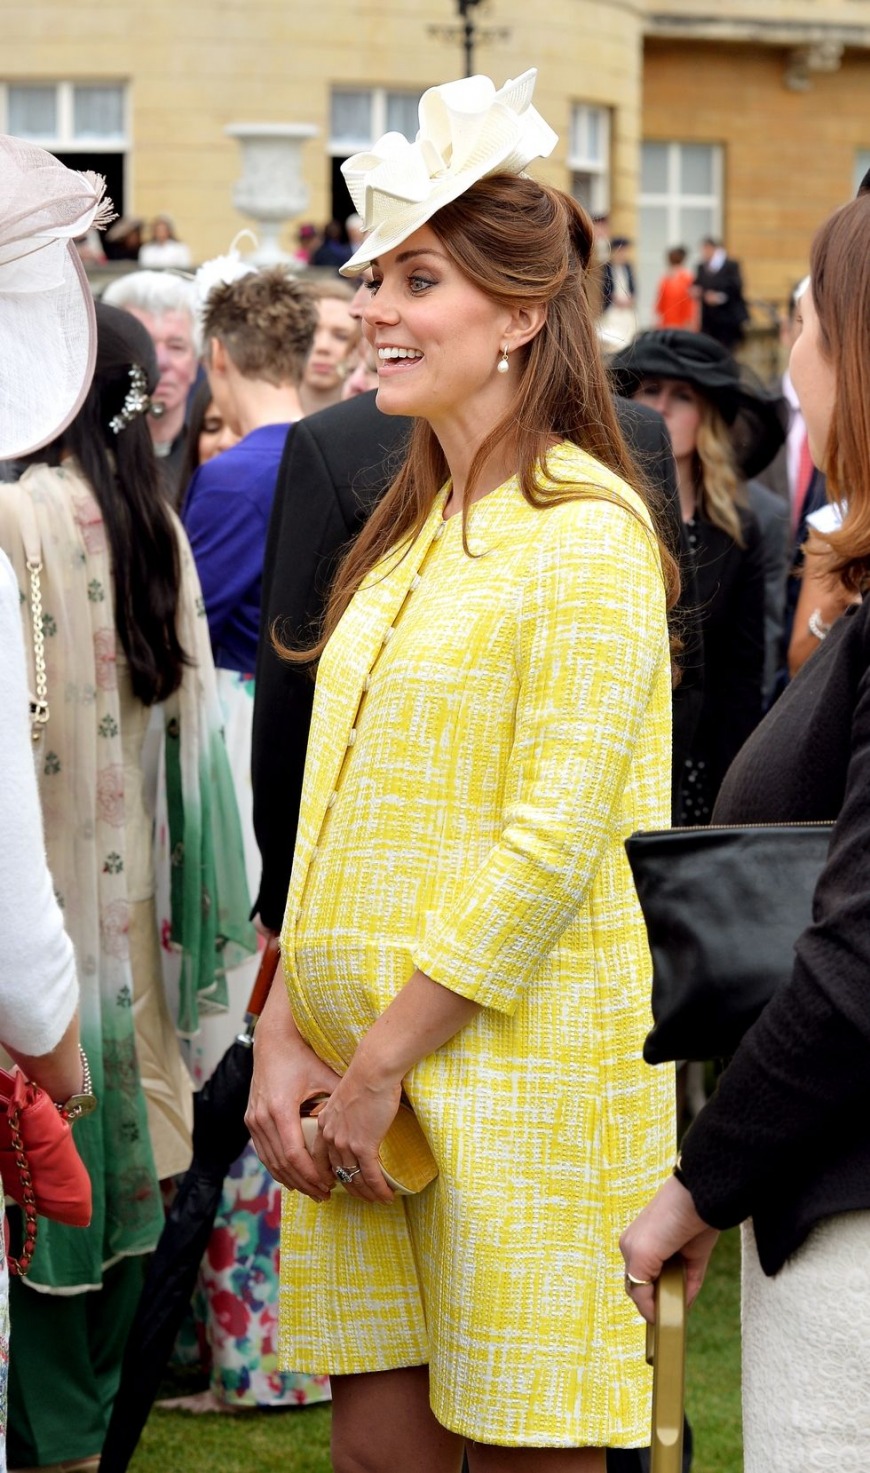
279, 443, 675, 1447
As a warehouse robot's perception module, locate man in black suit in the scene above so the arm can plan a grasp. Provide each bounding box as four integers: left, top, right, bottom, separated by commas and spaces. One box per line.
693, 236, 750, 350
251, 391, 701, 935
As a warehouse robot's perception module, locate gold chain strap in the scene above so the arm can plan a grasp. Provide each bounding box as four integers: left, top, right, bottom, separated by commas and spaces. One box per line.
27, 557, 49, 743
5, 1102, 38, 1276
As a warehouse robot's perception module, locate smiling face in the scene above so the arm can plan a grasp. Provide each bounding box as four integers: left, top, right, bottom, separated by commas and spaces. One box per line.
789, 284, 837, 471
632, 376, 704, 463
362, 224, 523, 434
302, 296, 358, 394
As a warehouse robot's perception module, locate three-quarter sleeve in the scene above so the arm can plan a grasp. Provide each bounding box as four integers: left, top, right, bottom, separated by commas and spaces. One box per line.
0, 554, 78, 1054
412, 496, 670, 1013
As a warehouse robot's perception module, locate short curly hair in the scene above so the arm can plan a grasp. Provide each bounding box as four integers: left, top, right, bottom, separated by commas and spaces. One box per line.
202, 267, 318, 386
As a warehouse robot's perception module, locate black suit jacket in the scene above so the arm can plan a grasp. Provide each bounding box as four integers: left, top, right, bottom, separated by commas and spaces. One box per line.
251, 393, 700, 928
694, 256, 749, 348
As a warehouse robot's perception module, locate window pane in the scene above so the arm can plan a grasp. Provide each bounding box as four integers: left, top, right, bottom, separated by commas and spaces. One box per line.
641, 142, 668, 195
571, 170, 594, 210
571, 105, 606, 166
73, 85, 125, 141
570, 106, 586, 160
330, 90, 372, 149
679, 204, 717, 252
637, 204, 670, 328
680, 144, 714, 197
586, 108, 601, 162
8, 85, 57, 139
386, 92, 421, 138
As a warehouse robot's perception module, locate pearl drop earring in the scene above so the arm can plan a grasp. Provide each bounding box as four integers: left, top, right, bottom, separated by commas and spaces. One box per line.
497, 345, 510, 374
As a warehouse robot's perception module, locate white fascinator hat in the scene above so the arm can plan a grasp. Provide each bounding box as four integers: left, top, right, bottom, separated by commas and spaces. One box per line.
1, 135, 114, 458
339, 68, 558, 276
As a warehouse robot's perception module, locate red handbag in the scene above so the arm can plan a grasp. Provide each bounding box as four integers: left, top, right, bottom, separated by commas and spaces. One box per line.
0, 1068, 93, 1276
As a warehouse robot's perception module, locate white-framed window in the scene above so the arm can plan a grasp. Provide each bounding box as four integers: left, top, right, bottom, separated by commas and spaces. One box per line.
637, 141, 723, 327
329, 87, 423, 155
568, 103, 610, 216
1, 80, 127, 148
0, 80, 129, 219
854, 149, 870, 195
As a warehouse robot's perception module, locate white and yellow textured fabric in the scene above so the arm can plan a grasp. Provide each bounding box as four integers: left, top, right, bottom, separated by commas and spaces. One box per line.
278, 442, 675, 1448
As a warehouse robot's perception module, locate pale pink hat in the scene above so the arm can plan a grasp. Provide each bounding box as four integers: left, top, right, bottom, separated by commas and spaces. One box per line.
0, 135, 114, 457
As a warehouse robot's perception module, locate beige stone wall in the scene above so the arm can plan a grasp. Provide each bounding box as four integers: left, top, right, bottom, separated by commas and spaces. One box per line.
643, 38, 870, 311
644, 0, 870, 28
5, 0, 646, 261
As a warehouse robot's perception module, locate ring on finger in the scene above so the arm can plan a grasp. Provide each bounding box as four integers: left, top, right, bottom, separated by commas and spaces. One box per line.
625, 1270, 653, 1288
334, 1164, 362, 1185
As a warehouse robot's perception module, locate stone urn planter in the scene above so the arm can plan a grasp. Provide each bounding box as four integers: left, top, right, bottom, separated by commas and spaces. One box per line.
225, 122, 318, 264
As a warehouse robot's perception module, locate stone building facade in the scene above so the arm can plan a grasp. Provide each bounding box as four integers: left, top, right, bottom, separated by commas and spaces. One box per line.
639, 0, 870, 323
4, 0, 870, 321
1, 0, 645, 264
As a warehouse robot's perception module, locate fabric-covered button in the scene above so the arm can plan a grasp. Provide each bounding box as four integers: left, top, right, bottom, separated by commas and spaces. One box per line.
363, 673, 372, 691
327, 791, 338, 808
347, 729, 357, 747
382, 627, 394, 646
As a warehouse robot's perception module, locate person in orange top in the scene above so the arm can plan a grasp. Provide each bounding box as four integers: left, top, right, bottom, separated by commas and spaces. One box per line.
654, 246, 698, 330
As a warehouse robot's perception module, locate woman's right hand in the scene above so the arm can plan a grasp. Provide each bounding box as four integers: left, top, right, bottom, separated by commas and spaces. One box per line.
245, 974, 342, 1202
619, 1173, 720, 1325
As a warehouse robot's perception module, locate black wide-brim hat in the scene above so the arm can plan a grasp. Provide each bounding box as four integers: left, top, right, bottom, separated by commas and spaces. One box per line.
608, 329, 788, 480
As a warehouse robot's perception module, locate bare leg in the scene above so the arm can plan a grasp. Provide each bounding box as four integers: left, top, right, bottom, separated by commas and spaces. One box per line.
330, 1366, 466, 1473
467, 1447, 606, 1473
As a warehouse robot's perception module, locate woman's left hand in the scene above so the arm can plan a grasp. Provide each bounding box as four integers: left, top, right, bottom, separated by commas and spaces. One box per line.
619, 1174, 720, 1324
308, 1065, 403, 1204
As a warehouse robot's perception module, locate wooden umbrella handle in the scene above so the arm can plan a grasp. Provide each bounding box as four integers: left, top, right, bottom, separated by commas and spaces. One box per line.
245, 943, 281, 1023
645, 1255, 686, 1473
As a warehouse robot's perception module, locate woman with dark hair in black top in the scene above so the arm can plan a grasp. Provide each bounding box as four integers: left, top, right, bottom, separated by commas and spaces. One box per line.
621, 194, 870, 1471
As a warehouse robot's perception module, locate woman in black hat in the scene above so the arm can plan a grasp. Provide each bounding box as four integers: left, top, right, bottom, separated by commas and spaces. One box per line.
610, 329, 787, 823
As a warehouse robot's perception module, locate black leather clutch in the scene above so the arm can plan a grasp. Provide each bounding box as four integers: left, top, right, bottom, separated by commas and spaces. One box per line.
625, 823, 833, 1064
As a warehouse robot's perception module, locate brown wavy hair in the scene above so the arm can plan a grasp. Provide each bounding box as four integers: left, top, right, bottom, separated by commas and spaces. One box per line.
283, 173, 679, 659
810, 194, 870, 592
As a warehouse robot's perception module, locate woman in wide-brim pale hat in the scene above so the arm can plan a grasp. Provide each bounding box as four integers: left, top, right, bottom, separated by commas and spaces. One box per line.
0, 135, 112, 1473
247, 70, 678, 1471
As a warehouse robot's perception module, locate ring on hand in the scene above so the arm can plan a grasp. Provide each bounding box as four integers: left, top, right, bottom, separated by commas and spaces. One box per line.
334, 1165, 362, 1185
625, 1271, 653, 1287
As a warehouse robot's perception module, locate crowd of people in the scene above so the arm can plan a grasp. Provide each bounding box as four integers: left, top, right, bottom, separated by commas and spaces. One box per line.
2, 61, 870, 1473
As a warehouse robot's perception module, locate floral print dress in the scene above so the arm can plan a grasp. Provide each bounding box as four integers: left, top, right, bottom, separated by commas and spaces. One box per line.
188, 1144, 330, 1407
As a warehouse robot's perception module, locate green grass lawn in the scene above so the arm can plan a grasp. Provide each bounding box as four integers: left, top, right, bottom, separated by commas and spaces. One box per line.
686, 1227, 742, 1473
131, 1229, 742, 1472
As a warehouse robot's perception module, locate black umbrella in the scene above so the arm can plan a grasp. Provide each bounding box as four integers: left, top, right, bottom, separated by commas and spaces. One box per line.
99, 945, 279, 1473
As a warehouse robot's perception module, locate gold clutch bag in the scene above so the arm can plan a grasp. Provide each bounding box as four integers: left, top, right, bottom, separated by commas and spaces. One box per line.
300, 1095, 438, 1195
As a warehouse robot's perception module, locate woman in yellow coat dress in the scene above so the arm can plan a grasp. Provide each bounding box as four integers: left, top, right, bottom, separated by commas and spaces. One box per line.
247, 70, 678, 1472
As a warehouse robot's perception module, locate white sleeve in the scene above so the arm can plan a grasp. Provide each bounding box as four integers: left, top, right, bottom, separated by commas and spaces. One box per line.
0, 551, 79, 1054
